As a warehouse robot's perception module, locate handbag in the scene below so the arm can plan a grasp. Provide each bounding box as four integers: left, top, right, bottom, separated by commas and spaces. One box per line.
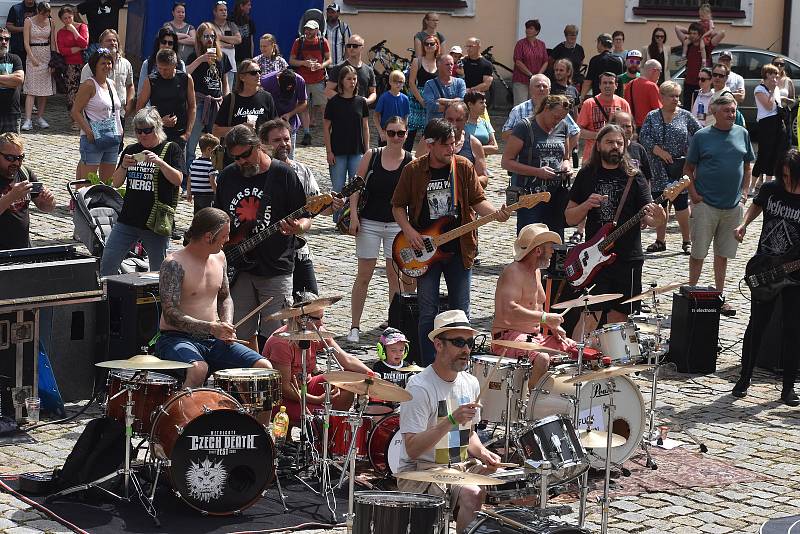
336, 148, 382, 235
87, 82, 121, 150
145, 142, 178, 237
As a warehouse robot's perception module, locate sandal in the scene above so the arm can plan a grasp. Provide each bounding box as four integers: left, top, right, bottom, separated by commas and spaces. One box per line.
646, 240, 666, 253
682, 241, 691, 255
569, 231, 584, 245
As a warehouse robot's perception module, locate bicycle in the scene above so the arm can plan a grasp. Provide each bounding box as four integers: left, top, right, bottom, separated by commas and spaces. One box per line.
368, 40, 412, 98
481, 45, 514, 109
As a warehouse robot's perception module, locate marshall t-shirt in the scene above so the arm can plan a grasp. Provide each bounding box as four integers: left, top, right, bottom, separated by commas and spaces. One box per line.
215, 89, 276, 130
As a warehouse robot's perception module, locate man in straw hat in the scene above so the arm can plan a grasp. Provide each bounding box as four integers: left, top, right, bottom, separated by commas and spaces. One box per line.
492, 223, 576, 388
398, 309, 501, 532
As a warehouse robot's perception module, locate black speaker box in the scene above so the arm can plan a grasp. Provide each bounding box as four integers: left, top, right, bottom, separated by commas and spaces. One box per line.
105, 273, 161, 360
0, 310, 35, 417
667, 290, 722, 374
388, 292, 449, 365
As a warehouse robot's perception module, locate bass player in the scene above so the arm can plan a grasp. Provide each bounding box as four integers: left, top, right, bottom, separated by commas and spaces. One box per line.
732, 149, 800, 406
565, 124, 665, 339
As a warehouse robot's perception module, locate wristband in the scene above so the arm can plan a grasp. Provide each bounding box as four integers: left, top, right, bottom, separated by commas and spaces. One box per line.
447, 413, 457, 426
540, 312, 547, 325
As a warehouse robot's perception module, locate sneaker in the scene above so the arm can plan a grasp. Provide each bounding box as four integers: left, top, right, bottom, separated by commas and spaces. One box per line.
781, 388, 800, 407
21, 119, 32, 131
37, 117, 49, 129
720, 302, 736, 317
301, 132, 312, 146
346, 327, 360, 343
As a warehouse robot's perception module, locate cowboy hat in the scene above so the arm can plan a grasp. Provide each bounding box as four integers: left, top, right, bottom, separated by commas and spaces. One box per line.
428, 309, 479, 341
514, 223, 561, 261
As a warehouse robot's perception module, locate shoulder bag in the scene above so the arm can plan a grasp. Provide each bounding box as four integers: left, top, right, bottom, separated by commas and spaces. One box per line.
336, 148, 382, 235
145, 142, 179, 237
87, 81, 122, 151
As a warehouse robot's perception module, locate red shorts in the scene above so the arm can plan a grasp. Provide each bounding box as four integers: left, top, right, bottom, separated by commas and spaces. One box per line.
491, 330, 572, 361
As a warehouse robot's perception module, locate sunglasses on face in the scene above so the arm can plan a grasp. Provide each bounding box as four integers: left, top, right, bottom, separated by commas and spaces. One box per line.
0, 37, 10, 42
655, 34, 666, 39
203, 34, 216, 40
346, 43, 362, 49
775, 62, 785, 67
242, 70, 261, 76
441, 337, 475, 349
425, 42, 437, 47
386, 129, 407, 138
699, 76, 711, 81
0, 153, 25, 162
135, 127, 155, 135
160, 39, 175, 46
628, 59, 641, 65
712, 72, 726, 78
230, 145, 255, 160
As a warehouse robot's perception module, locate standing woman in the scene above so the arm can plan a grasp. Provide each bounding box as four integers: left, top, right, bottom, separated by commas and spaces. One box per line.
211, 1, 241, 91
346, 117, 414, 343
464, 90, 498, 155
21, 2, 54, 131
213, 59, 276, 140
405, 35, 439, 151
690, 67, 714, 126
773, 56, 795, 145
752, 64, 786, 193
253, 33, 287, 76
163, 1, 195, 64
137, 28, 186, 94
413, 12, 445, 59
232, 0, 255, 66
643, 27, 669, 85
512, 19, 548, 105
324, 65, 370, 195
56, 5, 88, 130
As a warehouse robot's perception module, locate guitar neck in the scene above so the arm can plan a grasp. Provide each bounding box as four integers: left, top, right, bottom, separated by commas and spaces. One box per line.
432, 199, 525, 246
237, 206, 307, 252
601, 190, 672, 248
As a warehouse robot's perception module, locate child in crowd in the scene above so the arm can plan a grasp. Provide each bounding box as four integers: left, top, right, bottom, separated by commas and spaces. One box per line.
371, 327, 412, 390
677, 3, 717, 63
187, 133, 220, 214
373, 70, 410, 146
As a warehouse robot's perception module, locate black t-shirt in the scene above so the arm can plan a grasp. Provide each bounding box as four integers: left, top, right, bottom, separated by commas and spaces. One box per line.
461, 56, 492, 89
0, 166, 39, 250
550, 43, 585, 81
0, 53, 24, 116
324, 94, 369, 155
360, 149, 413, 223
214, 159, 306, 277
187, 53, 232, 98
7, 4, 37, 55
327, 61, 376, 99
215, 89, 276, 131
148, 71, 189, 138
570, 165, 651, 262
372, 360, 410, 390
628, 142, 652, 183
586, 51, 623, 95
753, 181, 800, 257
117, 141, 184, 229
417, 164, 461, 253
234, 18, 256, 65
77, 0, 125, 43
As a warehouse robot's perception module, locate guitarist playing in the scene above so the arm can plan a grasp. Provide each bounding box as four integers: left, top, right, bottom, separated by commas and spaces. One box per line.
215, 124, 310, 350
732, 149, 800, 406
565, 124, 665, 338
392, 118, 511, 366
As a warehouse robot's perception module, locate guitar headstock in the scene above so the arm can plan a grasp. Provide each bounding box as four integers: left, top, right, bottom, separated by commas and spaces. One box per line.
516, 192, 551, 209
306, 194, 334, 215
662, 177, 690, 202
341, 175, 366, 197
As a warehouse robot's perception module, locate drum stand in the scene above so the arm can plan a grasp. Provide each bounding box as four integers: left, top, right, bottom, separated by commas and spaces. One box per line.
571, 294, 593, 528
640, 290, 666, 470
598, 378, 617, 534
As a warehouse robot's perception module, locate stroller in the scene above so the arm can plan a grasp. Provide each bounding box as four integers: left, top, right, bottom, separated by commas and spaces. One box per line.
68, 179, 149, 274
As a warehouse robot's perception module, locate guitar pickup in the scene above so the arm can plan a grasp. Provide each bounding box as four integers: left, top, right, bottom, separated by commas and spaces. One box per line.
400, 249, 415, 263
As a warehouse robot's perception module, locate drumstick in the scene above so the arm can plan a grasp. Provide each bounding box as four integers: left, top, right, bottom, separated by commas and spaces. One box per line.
474, 349, 507, 405
481, 509, 530, 531
234, 297, 274, 329
495, 462, 520, 468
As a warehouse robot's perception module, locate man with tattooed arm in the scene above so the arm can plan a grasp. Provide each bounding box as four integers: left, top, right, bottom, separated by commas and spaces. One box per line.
156, 207, 272, 388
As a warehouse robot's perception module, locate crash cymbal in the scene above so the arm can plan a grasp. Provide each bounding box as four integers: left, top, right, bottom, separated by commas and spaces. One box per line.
320, 370, 371, 383
395, 467, 504, 486
398, 364, 425, 373
551, 293, 624, 310
329, 375, 413, 403
265, 295, 343, 321
276, 329, 339, 341
579, 429, 627, 448
489, 340, 568, 356
564, 364, 655, 384
96, 354, 192, 370
621, 282, 685, 304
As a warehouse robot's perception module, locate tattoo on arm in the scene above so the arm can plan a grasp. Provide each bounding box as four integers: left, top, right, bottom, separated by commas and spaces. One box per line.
218, 258, 234, 323
160, 259, 214, 336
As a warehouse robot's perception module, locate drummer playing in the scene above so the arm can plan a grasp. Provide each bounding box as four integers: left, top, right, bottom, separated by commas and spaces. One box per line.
398, 310, 501, 533
491, 224, 576, 389
157, 208, 273, 388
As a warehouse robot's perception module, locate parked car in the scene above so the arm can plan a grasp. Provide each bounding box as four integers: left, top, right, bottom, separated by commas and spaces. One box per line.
672, 45, 800, 142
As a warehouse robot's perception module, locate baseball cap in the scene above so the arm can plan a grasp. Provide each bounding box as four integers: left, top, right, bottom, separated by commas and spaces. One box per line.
626, 49, 642, 59
719, 50, 732, 59
449, 45, 463, 55
326, 3, 341, 11
380, 327, 408, 346
304, 20, 320, 30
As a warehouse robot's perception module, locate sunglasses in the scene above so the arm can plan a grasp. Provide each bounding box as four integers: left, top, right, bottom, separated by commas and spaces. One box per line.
712, 72, 726, 78
425, 42, 437, 47
386, 129, 407, 138
440, 337, 475, 349
655, 34, 666, 39
202, 34, 216, 40
0, 153, 25, 162
774, 62, 785, 67
160, 39, 175, 46
242, 70, 261, 76
699, 77, 711, 81
0, 37, 10, 42
346, 43, 362, 49
230, 145, 255, 160
628, 59, 641, 65
135, 127, 155, 135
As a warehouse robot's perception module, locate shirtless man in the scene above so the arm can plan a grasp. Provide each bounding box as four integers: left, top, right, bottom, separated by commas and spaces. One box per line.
491, 223, 575, 388
157, 207, 272, 387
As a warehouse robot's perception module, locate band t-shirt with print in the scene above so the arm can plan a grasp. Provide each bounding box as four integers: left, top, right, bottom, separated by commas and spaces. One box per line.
187, 53, 232, 98
215, 90, 277, 131
753, 180, 800, 258
0, 167, 39, 250
417, 164, 461, 253
510, 118, 567, 192
398, 366, 480, 471
214, 159, 306, 277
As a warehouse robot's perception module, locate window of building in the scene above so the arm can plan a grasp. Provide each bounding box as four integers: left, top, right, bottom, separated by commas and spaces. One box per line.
632, 0, 745, 19
344, 0, 468, 8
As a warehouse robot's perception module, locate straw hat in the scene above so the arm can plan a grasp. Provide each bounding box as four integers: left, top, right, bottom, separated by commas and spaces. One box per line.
427, 309, 479, 341
514, 223, 561, 261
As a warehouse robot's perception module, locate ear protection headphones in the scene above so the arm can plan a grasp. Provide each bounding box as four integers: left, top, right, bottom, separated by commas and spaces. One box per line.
377, 341, 409, 361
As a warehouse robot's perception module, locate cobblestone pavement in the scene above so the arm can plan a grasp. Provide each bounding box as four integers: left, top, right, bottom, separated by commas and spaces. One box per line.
1, 95, 798, 533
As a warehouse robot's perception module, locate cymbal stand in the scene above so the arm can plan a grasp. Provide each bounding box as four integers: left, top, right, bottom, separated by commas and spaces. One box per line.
641, 288, 663, 469
573, 291, 592, 528
599, 378, 617, 534
501, 361, 516, 462
336, 394, 368, 489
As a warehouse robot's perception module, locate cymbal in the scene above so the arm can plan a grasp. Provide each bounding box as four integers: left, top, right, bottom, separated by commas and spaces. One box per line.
276, 329, 338, 341
551, 293, 624, 310
395, 467, 504, 486
579, 429, 627, 448
621, 282, 684, 304
96, 354, 192, 370
564, 364, 655, 384
398, 364, 425, 373
320, 371, 371, 383
328, 375, 413, 403
265, 295, 343, 321
490, 340, 567, 356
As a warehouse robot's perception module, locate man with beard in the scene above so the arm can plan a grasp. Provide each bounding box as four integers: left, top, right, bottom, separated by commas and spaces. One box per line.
261, 69, 308, 158
214, 124, 308, 350
610, 111, 652, 182
491, 223, 576, 389
0, 28, 25, 134
615, 49, 641, 96
258, 117, 342, 299
398, 309, 501, 534
565, 124, 665, 336
324, 2, 351, 66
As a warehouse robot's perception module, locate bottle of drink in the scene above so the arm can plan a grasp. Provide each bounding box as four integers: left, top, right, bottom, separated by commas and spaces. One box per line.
272, 406, 289, 445
697, 102, 705, 120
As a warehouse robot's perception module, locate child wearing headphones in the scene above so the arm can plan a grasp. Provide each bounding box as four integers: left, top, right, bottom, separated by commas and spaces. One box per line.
371, 327, 411, 389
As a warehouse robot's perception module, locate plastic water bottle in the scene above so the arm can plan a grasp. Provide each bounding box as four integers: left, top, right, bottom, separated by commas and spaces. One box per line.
697, 103, 705, 120
272, 406, 289, 445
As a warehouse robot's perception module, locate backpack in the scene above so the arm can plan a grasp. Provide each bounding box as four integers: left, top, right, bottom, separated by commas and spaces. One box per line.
295, 36, 325, 61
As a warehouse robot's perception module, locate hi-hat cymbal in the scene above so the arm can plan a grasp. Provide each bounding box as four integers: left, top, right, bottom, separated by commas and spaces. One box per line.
621, 282, 685, 304
490, 340, 567, 356
96, 354, 192, 370
579, 429, 627, 448
395, 467, 504, 486
398, 364, 425, 373
276, 329, 339, 341
551, 293, 624, 310
564, 364, 654, 384
328, 374, 413, 403
265, 295, 343, 321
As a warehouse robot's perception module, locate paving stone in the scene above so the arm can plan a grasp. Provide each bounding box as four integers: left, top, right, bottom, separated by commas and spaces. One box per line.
698, 524, 733, 534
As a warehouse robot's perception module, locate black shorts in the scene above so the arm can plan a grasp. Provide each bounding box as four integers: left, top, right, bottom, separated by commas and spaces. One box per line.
653, 189, 688, 211
589, 260, 643, 315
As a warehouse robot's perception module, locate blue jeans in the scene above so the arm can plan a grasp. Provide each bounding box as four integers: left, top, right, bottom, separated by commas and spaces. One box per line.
417, 250, 472, 366
330, 153, 362, 222
185, 106, 207, 180
99, 221, 169, 276
155, 331, 263, 369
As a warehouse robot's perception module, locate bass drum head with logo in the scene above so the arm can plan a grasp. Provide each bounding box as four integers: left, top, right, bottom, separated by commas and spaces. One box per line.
466, 507, 589, 533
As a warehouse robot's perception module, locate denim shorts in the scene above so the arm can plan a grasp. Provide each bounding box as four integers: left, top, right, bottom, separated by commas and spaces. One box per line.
155, 330, 264, 369
355, 218, 401, 259
79, 135, 120, 165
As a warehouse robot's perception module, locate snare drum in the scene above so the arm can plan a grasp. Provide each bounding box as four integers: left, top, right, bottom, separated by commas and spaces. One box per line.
470, 354, 530, 425
105, 370, 178, 435
314, 409, 372, 460
353, 491, 445, 534
368, 414, 402, 475
515, 414, 588, 485
466, 507, 589, 533
213, 368, 282, 412
588, 322, 641, 364
484, 468, 536, 505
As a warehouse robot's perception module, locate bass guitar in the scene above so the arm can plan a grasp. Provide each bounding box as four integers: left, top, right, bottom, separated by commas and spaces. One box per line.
564, 177, 689, 289
744, 251, 800, 302
225, 176, 365, 283
392, 192, 550, 278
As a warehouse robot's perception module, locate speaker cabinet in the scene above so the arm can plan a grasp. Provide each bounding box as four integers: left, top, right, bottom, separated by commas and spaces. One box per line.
388, 292, 449, 366
106, 273, 161, 360
667, 291, 722, 374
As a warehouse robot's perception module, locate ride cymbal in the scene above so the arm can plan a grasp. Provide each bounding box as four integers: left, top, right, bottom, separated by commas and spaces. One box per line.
328, 376, 413, 403
395, 467, 504, 486
621, 282, 684, 304
564, 364, 655, 384
578, 429, 627, 448
551, 293, 623, 310
95, 354, 192, 370
398, 364, 425, 373
489, 340, 567, 356
265, 295, 343, 321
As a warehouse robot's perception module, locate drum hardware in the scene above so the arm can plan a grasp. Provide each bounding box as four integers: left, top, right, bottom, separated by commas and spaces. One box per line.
233, 297, 274, 329
598, 378, 617, 534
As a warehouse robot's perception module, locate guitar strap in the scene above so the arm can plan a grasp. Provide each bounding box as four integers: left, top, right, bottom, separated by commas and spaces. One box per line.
613, 173, 635, 224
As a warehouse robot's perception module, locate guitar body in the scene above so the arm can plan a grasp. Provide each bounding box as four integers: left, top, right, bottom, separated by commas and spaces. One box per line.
224, 220, 258, 276
564, 222, 617, 288
392, 217, 455, 278
745, 253, 800, 302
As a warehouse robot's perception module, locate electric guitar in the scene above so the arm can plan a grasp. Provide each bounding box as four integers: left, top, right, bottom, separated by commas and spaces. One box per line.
744, 250, 800, 302
392, 192, 550, 278
225, 176, 365, 284
564, 177, 690, 289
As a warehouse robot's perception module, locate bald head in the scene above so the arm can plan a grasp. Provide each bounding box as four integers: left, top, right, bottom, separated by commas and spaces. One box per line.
466, 37, 481, 59
529, 74, 551, 104
642, 59, 662, 82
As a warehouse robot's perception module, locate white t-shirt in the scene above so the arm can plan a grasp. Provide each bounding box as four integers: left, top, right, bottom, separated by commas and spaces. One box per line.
754, 83, 780, 121
398, 366, 480, 471
725, 71, 745, 94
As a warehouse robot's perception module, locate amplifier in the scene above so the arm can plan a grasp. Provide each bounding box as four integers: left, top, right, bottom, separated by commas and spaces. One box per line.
679, 285, 722, 299
545, 244, 575, 280
105, 273, 161, 359
388, 292, 448, 366
667, 289, 722, 374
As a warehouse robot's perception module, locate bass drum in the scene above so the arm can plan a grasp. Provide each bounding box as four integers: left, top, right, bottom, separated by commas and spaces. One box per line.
527, 369, 574, 421
466, 507, 589, 533
368, 414, 402, 475
150, 388, 274, 515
